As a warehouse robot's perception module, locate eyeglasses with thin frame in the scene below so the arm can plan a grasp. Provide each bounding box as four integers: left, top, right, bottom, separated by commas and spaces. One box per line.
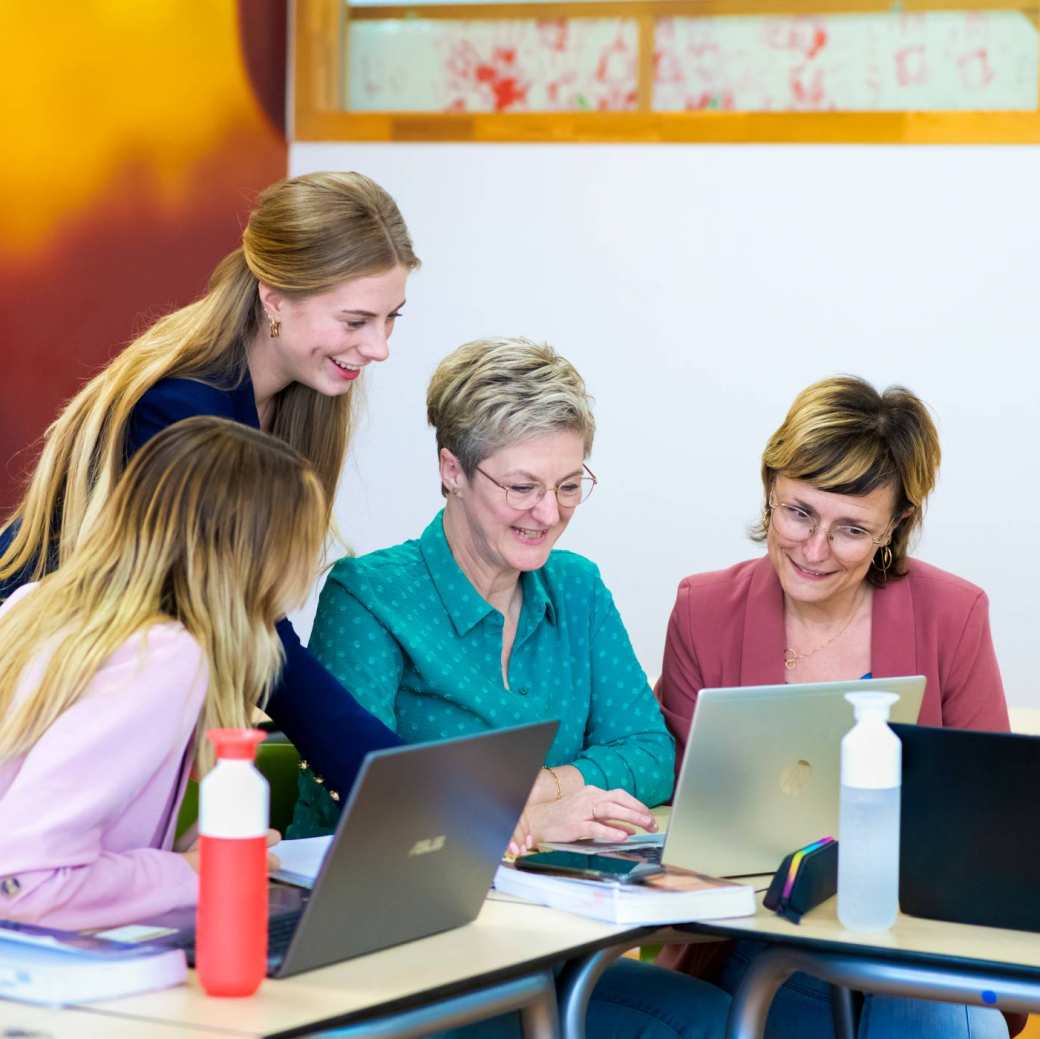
475, 463, 598, 510
768, 493, 893, 560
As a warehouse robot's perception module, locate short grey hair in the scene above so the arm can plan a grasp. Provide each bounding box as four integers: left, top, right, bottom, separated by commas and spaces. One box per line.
426, 337, 595, 493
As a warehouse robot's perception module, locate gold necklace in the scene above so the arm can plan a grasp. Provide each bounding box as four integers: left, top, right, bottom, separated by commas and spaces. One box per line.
784, 590, 865, 671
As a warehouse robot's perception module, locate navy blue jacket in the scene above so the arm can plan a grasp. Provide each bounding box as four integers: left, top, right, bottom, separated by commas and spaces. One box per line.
0, 374, 401, 800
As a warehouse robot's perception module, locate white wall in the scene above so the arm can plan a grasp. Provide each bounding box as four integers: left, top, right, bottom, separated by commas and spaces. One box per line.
290, 143, 1040, 707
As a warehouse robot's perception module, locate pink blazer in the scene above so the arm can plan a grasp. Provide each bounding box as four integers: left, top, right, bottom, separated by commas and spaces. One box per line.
656, 555, 1010, 777
0, 585, 206, 930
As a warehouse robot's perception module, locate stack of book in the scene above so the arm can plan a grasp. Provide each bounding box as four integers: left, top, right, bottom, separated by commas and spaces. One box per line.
494, 853, 756, 925
0, 919, 187, 1005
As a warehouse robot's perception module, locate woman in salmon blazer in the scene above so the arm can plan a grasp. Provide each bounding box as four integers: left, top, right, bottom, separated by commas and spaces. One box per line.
656, 375, 1012, 1039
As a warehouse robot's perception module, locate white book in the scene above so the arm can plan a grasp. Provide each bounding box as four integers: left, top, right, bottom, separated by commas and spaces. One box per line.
0, 922, 187, 1005
270, 835, 333, 888
493, 863, 756, 925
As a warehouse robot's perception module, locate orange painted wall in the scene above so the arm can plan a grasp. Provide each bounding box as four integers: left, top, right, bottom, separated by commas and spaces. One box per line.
0, 1, 288, 510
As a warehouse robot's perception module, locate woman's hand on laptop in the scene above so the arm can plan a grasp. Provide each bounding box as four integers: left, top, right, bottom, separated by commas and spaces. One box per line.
507, 810, 537, 858
527, 787, 656, 844
179, 828, 283, 873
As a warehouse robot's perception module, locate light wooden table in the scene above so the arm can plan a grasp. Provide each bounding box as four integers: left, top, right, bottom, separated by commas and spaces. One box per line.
0, 805, 672, 1037
558, 867, 1040, 1039
553, 804, 1040, 1038
0, 1000, 225, 1037
711, 894, 1040, 1039
12, 898, 649, 1039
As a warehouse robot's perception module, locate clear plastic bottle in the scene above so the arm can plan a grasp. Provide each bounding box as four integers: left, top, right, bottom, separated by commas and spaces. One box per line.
837, 691, 901, 932
196, 728, 269, 997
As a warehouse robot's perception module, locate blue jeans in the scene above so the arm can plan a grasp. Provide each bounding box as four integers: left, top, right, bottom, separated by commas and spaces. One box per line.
718, 941, 1009, 1039
437, 957, 732, 1039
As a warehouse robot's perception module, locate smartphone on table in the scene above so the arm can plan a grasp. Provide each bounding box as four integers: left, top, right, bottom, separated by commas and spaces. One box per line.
514, 850, 664, 884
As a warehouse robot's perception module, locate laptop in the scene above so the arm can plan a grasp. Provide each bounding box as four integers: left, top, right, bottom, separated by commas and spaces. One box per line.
661, 676, 925, 877
894, 722, 1040, 933
134, 720, 556, 977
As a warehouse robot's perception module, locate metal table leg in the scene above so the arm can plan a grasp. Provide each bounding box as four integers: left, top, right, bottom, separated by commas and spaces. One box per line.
725, 944, 799, 1039
317, 968, 560, 1038
727, 944, 1040, 1039
829, 985, 858, 1039
521, 972, 561, 1039
556, 944, 632, 1039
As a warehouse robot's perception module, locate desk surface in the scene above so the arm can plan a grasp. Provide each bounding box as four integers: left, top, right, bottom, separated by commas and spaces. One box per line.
683, 888, 1040, 979
652, 805, 1040, 977
11, 805, 1039, 1035
61, 898, 646, 1038
0, 1001, 227, 1037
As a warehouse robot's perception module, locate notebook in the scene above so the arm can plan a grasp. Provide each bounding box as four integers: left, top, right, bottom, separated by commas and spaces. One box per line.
492, 859, 755, 925
0, 920, 186, 1004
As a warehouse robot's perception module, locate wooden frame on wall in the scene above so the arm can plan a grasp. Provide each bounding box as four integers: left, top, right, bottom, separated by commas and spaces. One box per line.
292, 0, 1040, 142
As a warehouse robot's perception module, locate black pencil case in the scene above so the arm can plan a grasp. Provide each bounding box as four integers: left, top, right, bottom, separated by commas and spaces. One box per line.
764, 839, 839, 924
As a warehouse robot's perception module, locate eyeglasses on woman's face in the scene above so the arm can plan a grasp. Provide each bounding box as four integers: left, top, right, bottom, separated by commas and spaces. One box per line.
475, 463, 597, 511
768, 493, 892, 561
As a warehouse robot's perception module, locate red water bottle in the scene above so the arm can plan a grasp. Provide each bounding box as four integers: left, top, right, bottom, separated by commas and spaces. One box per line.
196, 728, 269, 997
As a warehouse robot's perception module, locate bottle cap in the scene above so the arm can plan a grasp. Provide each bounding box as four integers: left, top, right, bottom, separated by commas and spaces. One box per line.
206, 728, 266, 761
844, 691, 899, 722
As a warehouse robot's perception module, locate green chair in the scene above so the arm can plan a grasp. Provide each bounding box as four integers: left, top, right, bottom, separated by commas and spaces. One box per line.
174, 733, 301, 840
258, 735, 302, 835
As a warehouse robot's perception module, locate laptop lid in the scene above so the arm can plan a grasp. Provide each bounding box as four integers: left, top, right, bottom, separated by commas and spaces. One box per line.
663, 676, 925, 877
277, 719, 557, 977
894, 722, 1040, 933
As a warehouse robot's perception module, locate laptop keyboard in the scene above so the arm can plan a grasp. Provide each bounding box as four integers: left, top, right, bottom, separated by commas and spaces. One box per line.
267, 909, 303, 961
622, 844, 663, 865
183, 909, 303, 969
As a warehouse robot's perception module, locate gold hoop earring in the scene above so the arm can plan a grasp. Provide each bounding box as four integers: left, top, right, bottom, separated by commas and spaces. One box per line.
879, 545, 893, 577
268, 316, 281, 339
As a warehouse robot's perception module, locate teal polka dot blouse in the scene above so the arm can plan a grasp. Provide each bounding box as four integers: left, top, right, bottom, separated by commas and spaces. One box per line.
289, 511, 675, 838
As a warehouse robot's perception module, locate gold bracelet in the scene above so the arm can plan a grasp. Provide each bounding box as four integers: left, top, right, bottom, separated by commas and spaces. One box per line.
542, 765, 562, 801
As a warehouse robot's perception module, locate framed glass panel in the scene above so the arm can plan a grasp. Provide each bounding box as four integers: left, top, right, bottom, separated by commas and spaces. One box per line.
347, 18, 641, 111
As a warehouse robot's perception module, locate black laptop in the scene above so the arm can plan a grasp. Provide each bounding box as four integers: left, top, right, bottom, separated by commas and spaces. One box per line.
136, 720, 557, 977
894, 722, 1040, 933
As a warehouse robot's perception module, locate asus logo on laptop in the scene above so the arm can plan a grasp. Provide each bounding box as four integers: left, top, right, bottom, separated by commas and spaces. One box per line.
408, 835, 447, 857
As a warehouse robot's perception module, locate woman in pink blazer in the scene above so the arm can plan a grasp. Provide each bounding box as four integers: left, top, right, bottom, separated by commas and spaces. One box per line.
659, 556, 1008, 768
0, 417, 325, 931
656, 376, 1013, 1039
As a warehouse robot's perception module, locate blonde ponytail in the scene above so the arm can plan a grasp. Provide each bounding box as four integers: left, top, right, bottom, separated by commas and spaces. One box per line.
1, 172, 418, 591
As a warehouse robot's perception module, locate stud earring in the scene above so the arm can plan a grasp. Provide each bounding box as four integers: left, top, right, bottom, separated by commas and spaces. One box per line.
268, 315, 281, 339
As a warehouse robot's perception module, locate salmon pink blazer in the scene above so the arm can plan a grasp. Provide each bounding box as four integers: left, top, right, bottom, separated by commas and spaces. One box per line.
656, 555, 1010, 776
655, 556, 1018, 1034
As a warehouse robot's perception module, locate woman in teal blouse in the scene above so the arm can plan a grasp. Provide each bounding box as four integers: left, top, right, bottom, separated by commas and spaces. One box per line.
291, 337, 729, 1039
292, 336, 674, 841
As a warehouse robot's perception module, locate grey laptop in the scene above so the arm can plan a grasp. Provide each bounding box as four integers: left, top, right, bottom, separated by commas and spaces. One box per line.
662, 676, 925, 877
139, 720, 556, 977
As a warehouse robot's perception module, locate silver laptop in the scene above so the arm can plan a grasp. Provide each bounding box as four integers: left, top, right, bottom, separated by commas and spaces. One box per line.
662, 676, 925, 877
138, 720, 557, 977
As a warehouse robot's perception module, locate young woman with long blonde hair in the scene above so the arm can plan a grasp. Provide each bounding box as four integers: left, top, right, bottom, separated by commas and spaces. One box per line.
0, 417, 325, 929
0, 171, 419, 799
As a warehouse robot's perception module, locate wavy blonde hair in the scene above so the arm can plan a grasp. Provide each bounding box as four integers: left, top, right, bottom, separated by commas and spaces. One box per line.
0, 417, 326, 773
752, 375, 941, 586
0, 171, 418, 591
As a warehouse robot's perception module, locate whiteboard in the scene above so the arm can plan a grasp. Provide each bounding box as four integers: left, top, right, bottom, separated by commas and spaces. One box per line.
290, 142, 1040, 708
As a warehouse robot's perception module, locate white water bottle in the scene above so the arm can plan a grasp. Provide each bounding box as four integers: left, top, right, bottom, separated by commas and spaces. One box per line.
837, 691, 901, 932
